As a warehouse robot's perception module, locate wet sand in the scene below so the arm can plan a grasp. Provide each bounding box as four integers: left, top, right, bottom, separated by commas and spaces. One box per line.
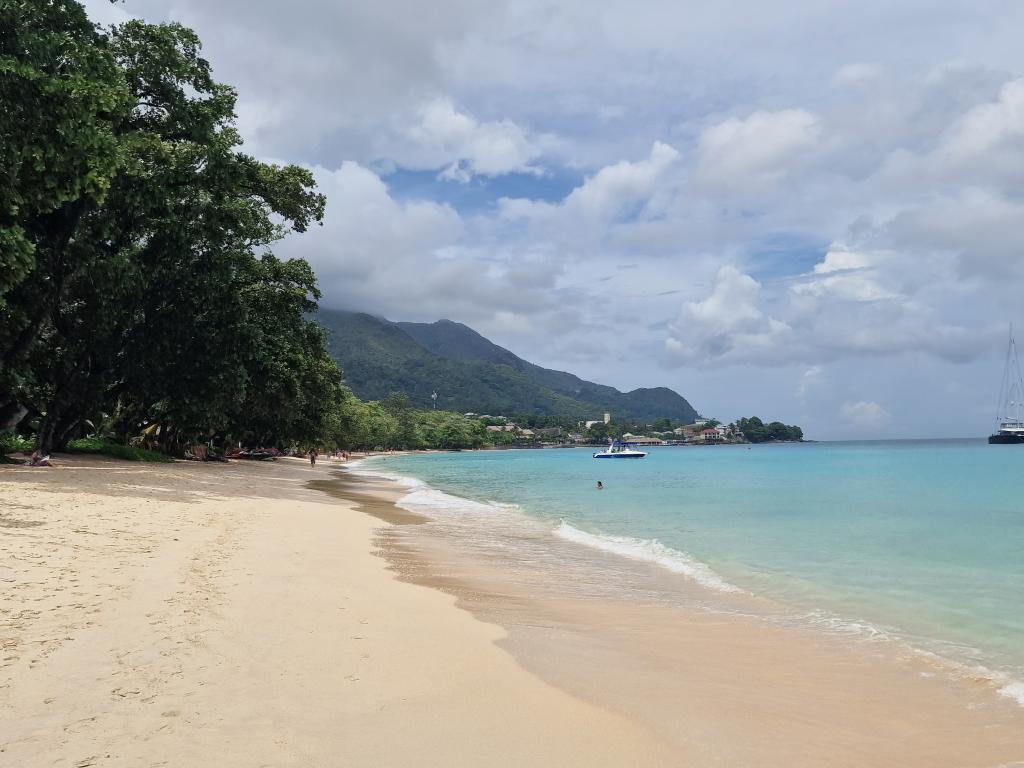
344, 463, 1024, 768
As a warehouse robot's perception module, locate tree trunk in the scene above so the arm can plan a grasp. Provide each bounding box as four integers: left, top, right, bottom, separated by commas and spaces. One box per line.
0, 396, 27, 431
1, 201, 85, 368
35, 397, 80, 455
35, 416, 62, 456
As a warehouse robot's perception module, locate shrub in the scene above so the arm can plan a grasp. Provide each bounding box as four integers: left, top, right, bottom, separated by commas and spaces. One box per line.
67, 438, 174, 463
0, 432, 33, 456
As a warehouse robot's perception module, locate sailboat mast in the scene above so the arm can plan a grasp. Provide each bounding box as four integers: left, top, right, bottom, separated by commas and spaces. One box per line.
1013, 326, 1019, 425
995, 329, 1011, 428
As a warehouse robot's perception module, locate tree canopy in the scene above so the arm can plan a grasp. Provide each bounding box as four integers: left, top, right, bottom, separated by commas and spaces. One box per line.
735, 417, 804, 443
0, 5, 341, 453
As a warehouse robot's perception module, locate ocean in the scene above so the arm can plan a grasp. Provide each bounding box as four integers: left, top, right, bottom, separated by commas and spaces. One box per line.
357, 439, 1024, 704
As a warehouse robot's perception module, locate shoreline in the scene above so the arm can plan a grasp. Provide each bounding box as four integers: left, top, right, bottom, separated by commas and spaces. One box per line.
345, 456, 1024, 766
3, 454, 1023, 766
357, 452, 1024, 687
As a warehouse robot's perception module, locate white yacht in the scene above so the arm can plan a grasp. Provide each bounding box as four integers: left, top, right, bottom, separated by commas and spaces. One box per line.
592, 441, 647, 459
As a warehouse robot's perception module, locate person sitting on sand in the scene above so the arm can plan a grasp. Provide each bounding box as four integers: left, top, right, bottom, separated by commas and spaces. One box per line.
26, 450, 51, 467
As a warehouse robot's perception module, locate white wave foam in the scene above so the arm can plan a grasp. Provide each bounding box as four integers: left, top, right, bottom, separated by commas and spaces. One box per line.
998, 681, 1024, 706
908, 648, 1024, 710
554, 521, 742, 594
797, 610, 893, 642
346, 459, 529, 527
397, 487, 513, 517
345, 461, 424, 490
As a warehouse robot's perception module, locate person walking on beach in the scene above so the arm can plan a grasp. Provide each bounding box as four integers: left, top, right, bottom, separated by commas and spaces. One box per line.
309, 448, 318, 467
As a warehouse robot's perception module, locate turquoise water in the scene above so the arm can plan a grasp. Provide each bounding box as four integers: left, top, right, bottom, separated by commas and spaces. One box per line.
367, 440, 1024, 693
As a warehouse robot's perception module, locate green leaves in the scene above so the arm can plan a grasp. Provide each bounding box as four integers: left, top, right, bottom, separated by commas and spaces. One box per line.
0, 0, 127, 303
735, 416, 804, 443
1, 5, 336, 451
332, 397, 486, 451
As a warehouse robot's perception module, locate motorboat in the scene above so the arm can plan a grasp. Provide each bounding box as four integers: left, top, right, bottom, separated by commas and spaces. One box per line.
592, 441, 647, 459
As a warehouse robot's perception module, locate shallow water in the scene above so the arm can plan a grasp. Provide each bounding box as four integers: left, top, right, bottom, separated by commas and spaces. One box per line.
364, 439, 1024, 701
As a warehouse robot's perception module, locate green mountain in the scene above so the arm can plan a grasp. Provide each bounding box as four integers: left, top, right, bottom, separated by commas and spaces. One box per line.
317, 310, 699, 423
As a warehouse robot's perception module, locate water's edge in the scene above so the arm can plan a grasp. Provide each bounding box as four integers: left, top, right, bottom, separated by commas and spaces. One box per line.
347, 454, 1024, 708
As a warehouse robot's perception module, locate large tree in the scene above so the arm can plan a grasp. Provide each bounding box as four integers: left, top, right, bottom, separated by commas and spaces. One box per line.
2, 9, 337, 453
0, 0, 128, 428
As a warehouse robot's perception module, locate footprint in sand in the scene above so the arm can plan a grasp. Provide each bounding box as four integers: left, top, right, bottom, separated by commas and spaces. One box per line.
62, 716, 97, 734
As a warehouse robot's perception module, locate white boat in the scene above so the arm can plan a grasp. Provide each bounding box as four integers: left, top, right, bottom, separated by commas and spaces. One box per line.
592, 441, 647, 459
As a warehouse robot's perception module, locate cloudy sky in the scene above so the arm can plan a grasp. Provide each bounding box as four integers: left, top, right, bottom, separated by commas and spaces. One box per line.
87, 0, 1024, 438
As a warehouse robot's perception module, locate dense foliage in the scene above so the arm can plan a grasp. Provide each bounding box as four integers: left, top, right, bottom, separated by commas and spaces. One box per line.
319, 311, 700, 423
0, 3, 342, 454
334, 392, 486, 451
67, 437, 174, 462
735, 417, 804, 443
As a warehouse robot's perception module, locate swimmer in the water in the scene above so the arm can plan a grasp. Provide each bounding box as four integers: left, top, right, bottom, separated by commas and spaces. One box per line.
597, 481, 604, 490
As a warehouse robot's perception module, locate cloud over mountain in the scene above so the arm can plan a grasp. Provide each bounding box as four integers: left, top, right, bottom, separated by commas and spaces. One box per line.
83, 0, 1024, 437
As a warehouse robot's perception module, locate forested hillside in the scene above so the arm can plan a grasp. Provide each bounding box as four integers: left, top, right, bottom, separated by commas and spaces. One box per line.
319, 311, 699, 423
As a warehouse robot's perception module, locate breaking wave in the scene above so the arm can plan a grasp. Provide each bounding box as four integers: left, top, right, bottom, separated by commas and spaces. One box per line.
554, 520, 742, 594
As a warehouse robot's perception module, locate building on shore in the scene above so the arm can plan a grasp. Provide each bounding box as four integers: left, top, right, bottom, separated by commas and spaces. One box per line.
701, 427, 727, 443
621, 433, 665, 446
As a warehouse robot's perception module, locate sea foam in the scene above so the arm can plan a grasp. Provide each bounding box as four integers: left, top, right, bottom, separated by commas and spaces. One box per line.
554, 521, 742, 594
998, 681, 1024, 706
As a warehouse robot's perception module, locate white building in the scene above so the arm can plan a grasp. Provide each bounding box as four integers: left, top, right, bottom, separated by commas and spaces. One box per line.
621, 433, 665, 446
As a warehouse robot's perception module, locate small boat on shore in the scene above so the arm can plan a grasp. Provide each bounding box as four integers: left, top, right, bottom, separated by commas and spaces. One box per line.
989, 327, 1024, 444
593, 441, 647, 459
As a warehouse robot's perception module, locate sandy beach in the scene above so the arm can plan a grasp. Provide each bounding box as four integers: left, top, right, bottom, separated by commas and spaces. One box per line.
2, 456, 1023, 767
1, 456, 672, 767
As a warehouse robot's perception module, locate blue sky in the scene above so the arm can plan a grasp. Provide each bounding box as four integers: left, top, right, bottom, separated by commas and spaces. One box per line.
86, 0, 1024, 438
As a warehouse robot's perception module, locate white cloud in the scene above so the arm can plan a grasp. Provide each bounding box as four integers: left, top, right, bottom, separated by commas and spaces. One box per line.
495, 141, 684, 264
307, 161, 463, 275
99, 0, 1024, 437
277, 162, 576, 333
563, 141, 680, 219
796, 365, 824, 399
792, 247, 895, 302
404, 98, 547, 179
839, 400, 892, 428
695, 109, 821, 192
936, 77, 1024, 173
884, 189, 1024, 281
502, 141, 680, 225
879, 76, 1024, 191
663, 249, 980, 367
278, 161, 462, 303
832, 63, 882, 87
665, 266, 790, 365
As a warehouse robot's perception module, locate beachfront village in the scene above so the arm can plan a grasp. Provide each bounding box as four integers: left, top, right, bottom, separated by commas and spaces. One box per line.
468, 412, 772, 447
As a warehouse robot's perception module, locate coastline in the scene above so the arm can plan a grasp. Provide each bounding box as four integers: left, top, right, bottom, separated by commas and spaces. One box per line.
3, 454, 1022, 766
348, 456, 1024, 767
